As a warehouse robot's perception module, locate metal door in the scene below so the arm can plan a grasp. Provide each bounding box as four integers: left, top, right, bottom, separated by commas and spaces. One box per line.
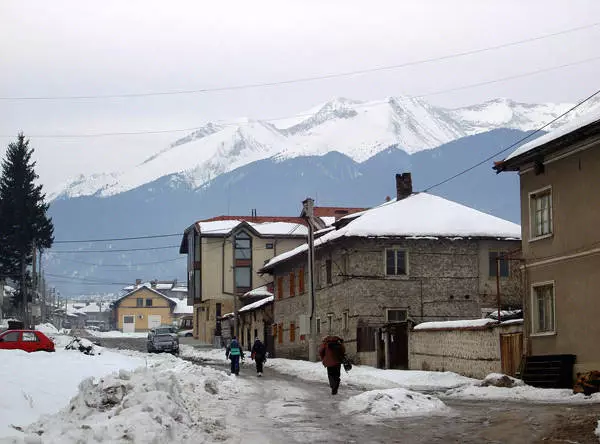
148, 315, 162, 330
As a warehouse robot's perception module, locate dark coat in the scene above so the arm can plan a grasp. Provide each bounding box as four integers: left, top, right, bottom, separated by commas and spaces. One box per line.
319, 336, 345, 367
251, 339, 266, 360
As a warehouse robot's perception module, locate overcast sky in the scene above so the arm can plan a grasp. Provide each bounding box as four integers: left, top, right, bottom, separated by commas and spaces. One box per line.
1, 0, 599, 191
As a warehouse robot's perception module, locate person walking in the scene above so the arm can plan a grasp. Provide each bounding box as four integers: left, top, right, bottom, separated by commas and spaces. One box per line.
226, 336, 243, 375
251, 336, 267, 377
318, 335, 346, 395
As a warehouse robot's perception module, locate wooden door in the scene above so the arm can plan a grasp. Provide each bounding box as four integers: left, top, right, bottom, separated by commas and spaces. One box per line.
500, 332, 523, 376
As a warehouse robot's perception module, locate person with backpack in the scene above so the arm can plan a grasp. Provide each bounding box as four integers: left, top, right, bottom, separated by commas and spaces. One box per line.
226, 336, 244, 375
318, 335, 346, 395
251, 336, 267, 377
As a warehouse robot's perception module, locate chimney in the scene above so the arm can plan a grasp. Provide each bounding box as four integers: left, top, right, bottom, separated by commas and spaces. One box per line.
151, 280, 157, 289
135, 279, 142, 286
396, 173, 412, 200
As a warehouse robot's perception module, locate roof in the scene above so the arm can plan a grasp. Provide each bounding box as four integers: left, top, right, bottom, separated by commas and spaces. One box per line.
496, 106, 600, 171
168, 297, 193, 315
313, 206, 368, 218
261, 192, 521, 271
113, 286, 177, 307
239, 296, 274, 313
200, 215, 307, 225
243, 285, 273, 298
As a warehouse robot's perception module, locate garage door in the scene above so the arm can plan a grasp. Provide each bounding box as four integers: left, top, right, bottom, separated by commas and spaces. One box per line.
123, 315, 135, 333
148, 315, 162, 329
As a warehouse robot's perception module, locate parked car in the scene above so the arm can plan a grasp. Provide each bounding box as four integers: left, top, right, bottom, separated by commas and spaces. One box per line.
177, 329, 194, 338
147, 326, 179, 354
0, 330, 55, 352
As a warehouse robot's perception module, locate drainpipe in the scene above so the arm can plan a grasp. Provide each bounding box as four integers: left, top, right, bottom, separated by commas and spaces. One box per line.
496, 256, 502, 323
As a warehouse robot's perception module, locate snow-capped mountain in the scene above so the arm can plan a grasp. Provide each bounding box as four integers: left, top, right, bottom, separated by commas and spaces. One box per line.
50, 95, 600, 200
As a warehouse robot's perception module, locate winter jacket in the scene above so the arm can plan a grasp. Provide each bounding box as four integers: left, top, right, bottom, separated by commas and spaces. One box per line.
318, 336, 345, 367
226, 340, 243, 359
251, 340, 266, 361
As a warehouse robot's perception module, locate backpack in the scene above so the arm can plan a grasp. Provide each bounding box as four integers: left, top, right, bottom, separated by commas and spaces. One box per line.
327, 339, 345, 361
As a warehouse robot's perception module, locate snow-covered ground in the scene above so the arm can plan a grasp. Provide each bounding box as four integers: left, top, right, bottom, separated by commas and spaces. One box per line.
84, 329, 148, 339
180, 347, 600, 404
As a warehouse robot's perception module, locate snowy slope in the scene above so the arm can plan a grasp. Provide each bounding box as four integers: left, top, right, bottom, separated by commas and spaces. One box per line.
50, 95, 600, 199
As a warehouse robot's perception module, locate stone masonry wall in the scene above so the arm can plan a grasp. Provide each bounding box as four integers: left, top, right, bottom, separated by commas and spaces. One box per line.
409, 323, 523, 379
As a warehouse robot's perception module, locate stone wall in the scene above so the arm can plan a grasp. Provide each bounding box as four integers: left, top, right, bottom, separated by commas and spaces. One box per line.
272, 237, 522, 364
409, 322, 523, 379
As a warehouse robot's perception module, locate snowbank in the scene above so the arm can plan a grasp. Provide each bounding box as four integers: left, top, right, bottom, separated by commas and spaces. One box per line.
10, 358, 240, 443
85, 330, 148, 339
339, 388, 450, 419
414, 318, 497, 330
595, 420, 600, 440
0, 346, 147, 438
34, 323, 59, 335
180, 346, 476, 392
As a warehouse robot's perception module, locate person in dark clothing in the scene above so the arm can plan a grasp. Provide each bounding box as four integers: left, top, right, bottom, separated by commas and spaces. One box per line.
318, 335, 346, 395
225, 336, 244, 375
251, 337, 267, 376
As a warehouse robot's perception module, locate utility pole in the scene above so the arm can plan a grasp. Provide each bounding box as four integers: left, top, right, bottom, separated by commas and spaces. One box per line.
303, 198, 318, 362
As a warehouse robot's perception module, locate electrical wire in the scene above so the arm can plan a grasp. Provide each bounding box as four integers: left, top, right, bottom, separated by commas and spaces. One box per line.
55, 256, 185, 267
1, 22, 597, 101
4, 56, 600, 139
420, 87, 600, 192
49, 245, 180, 254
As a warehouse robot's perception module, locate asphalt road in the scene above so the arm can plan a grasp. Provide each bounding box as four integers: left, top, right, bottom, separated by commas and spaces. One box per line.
77, 331, 600, 443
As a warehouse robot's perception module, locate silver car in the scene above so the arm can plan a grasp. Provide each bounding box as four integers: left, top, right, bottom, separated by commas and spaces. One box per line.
147, 326, 179, 354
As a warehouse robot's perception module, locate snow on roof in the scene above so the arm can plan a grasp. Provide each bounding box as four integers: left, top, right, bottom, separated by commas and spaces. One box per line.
504, 106, 600, 161
414, 318, 497, 331
319, 216, 336, 227
168, 297, 193, 315
263, 193, 521, 269
171, 286, 188, 292
243, 286, 273, 298
239, 296, 274, 313
197, 220, 307, 237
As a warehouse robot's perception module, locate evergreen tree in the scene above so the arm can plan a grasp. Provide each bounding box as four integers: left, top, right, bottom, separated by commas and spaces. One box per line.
0, 133, 54, 312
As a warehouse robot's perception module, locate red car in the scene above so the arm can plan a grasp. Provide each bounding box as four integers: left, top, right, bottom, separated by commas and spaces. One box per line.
0, 330, 55, 352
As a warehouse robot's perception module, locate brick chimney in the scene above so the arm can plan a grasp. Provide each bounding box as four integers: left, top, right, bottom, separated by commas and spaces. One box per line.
396, 173, 412, 200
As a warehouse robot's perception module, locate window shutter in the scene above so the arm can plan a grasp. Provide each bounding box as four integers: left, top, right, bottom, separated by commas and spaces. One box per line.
277, 277, 284, 299
298, 268, 305, 294
290, 323, 296, 342
289, 272, 296, 297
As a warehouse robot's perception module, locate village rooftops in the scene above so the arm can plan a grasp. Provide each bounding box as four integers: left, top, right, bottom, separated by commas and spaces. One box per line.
495, 106, 600, 172
261, 192, 521, 271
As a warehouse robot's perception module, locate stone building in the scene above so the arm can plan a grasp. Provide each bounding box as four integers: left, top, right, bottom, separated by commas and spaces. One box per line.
260, 174, 522, 368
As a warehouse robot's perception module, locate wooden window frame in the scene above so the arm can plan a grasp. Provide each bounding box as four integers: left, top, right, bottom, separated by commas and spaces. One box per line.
528, 186, 553, 241
290, 322, 296, 342
289, 272, 296, 297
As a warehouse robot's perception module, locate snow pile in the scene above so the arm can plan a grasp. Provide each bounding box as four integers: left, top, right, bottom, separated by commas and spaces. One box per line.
595, 420, 600, 440
14, 360, 239, 443
0, 347, 146, 438
339, 388, 450, 419
447, 382, 600, 403
85, 330, 148, 339
479, 373, 524, 388
34, 323, 59, 335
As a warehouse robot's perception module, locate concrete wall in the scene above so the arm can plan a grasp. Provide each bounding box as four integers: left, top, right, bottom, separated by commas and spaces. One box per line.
518, 138, 600, 374
116, 288, 174, 332
273, 237, 522, 362
410, 323, 523, 379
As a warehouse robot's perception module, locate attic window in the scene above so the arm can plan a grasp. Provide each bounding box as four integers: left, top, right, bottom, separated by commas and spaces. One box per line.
146, 298, 153, 307
385, 249, 407, 276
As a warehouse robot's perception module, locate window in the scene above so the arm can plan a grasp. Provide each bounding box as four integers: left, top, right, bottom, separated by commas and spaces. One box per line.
234, 232, 252, 259
489, 251, 509, 277
136, 298, 143, 307
22, 332, 39, 342
289, 272, 296, 297
327, 313, 333, 333
2, 331, 19, 342
387, 309, 407, 322
386, 249, 407, 276
265, 243, 274, 249
290, 323, 296, 342
316, 318, 321, 335
530, 188, 552, 238
145, 298, 153, 307
326, 260, 332, 284
235, 267, 251, 288
532, 283, 555, 334
277, 277, 284, 300
298, 268, 305, 294
278, 323, 283, 344
342, 311, 349, 331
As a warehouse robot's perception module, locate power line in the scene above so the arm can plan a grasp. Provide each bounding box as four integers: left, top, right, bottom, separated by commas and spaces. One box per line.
49, 245, 180, 254
1, 22, 598, 102
53, 233, 182, 244
421, 87, 600, 192
3, 55, 598, 140
56, 256, 185, 267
